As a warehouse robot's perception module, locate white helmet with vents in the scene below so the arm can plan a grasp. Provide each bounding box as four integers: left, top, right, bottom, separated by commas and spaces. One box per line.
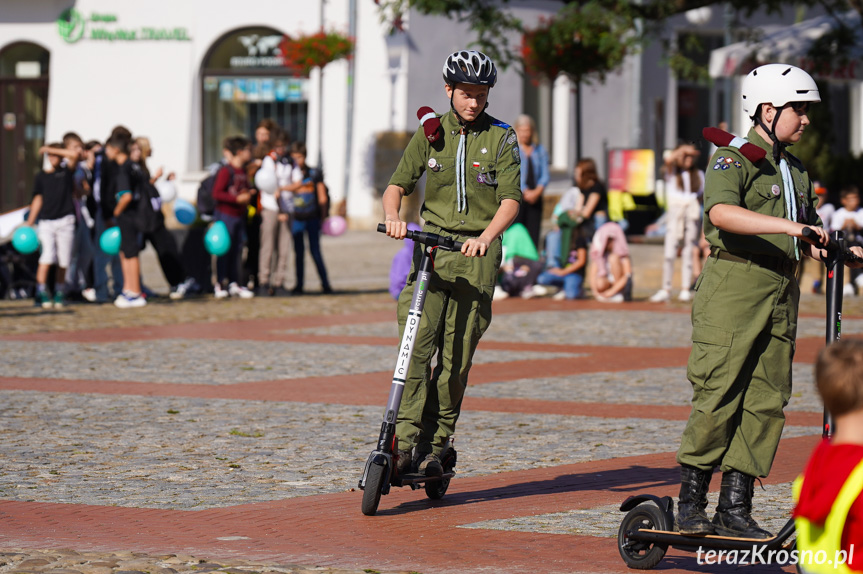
741, 64, 820, 116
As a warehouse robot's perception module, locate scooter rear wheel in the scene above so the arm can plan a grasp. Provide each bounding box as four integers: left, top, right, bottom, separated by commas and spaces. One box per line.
425, 449, 456, 500
618, 503, 668, 569
361, 462, 386, 516
424, 474, 450, 500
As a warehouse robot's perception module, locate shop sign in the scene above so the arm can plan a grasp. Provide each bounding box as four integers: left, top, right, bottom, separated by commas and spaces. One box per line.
57, 8, 191, 44
231, 34, 286, 68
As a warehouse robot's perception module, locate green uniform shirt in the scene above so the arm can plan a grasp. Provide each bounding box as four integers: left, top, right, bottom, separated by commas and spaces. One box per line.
704, 127, 821, 259
388, 110, 522, 234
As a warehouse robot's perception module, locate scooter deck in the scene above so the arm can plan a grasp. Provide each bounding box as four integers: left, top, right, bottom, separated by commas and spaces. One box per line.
637, 529, 778, 542
394, 471, 455, 487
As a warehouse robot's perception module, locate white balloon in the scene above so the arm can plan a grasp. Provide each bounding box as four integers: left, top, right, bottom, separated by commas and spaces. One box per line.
154, 179, 177, 203
255, 167, 278, 194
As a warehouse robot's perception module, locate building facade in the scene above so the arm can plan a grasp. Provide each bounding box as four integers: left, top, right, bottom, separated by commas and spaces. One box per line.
1, 1, 859, 227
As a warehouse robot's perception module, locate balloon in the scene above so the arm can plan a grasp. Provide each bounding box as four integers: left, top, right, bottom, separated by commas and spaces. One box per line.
322, 215, 347, 237
254, 167, 278, 194
154, 179, 177, 203
11, 226, 39, 254
204, 220, 231, 256
174, 198, 197, 225
99, 226, 121, 256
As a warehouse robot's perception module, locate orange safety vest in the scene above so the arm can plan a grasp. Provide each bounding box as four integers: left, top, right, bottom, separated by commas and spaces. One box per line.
794, 459, 863, 574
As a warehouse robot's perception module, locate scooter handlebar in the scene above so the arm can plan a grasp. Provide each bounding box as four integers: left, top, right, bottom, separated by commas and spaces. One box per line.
802, 227, 863, 263
377, 223, 464, 252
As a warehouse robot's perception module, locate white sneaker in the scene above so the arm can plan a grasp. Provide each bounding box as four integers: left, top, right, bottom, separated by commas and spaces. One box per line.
531, 284, 551, 297
81, 288, 97, 302
228, 282, 254, 299
114, 291, 147, 308
493, 285, 509, 301
170, 277, 197, 300
552, 290, 567, 301
855, 275, 863, 290
214, 284, 229, 299
597, 293, 624, 303
649, 289, 670, 303
844, 283, 856, 298
678, 290, 692, 302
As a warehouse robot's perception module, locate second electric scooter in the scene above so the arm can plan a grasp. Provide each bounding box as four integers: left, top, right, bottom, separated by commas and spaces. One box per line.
616, 228, 861, 569
358, 224, 465, 516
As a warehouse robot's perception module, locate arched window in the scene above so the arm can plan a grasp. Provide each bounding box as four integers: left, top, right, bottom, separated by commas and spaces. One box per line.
201, 27, 309, 165
0, 42, 50, 211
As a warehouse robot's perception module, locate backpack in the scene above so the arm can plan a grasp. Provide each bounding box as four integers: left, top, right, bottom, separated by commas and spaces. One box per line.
134, 180, 163, 234
197, 163, 224, 222
292, 167, 322, 221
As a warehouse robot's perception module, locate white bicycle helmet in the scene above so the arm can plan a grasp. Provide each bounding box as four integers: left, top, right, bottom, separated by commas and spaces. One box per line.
741, 64, 820, 117
442, 50, 497, 88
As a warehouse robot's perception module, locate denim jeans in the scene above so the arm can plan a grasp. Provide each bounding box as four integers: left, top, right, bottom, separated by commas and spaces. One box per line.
93, 213, 123, 301
291, 218, 330, 290
215, 211, 245, 286
536, 269, 584, 299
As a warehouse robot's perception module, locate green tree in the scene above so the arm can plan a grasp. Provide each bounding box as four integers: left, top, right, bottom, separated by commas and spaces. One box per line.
375, 0, 863, 84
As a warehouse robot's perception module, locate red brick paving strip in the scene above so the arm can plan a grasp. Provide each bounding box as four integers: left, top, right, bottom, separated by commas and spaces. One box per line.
0, 436, 814, 573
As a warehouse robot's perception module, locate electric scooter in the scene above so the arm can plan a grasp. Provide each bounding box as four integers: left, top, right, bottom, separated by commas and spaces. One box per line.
358, 224, 463, 516
616, 229, 862, 569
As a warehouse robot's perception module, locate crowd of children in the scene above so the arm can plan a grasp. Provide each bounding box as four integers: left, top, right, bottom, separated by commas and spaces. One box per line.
2, 118, 332, 307
491, 160, 633, 303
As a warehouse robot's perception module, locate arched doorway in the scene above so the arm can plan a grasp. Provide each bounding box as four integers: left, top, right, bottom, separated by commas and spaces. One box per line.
201, 27, 309, 166
0, 42, 49, 212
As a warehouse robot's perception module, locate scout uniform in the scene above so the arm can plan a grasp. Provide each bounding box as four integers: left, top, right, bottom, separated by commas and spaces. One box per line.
387, 109, 521, 458
678, 126, 821, 478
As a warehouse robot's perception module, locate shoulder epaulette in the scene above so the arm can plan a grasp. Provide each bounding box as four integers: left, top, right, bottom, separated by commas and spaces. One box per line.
417, 106, 442, 143
702, 127, 766, 163
490, 118, 511, 130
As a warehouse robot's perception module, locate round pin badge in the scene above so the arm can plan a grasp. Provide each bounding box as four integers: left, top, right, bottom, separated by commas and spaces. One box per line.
772, 184, 781, 196
428, 158, 437, 170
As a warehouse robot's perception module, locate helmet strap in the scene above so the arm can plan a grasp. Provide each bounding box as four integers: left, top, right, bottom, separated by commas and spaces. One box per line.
755, 108, 787, 164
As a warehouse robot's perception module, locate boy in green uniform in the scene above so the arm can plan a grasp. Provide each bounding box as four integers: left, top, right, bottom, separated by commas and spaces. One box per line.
382, 50, 521, 476
676, 64, 863, 538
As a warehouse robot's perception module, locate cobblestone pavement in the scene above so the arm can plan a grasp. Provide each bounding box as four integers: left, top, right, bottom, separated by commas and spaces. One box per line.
1, 230, 860, 573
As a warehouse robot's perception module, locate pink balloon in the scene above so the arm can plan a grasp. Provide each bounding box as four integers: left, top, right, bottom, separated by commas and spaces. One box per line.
322, 215, 347, 236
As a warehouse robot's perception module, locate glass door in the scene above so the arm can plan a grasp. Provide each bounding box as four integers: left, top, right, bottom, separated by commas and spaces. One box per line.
202, 75, 308, 165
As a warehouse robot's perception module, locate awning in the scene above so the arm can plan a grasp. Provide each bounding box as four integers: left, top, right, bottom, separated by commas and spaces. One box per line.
709, 10, 863, 80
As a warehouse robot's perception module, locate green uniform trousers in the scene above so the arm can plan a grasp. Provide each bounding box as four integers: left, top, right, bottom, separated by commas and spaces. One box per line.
395, 227, 502, 456
677, 254, 799, 478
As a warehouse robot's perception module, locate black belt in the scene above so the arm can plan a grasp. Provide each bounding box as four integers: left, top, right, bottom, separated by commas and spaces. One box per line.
713, 248, 797, 276
430, 225, 484, 238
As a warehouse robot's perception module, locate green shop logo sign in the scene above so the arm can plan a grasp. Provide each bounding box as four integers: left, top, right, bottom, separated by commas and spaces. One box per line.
57, 9, 191, 43
57, 9, 85, 43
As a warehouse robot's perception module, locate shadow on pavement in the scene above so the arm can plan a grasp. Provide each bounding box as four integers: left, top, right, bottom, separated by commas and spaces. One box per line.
381, 464, 680, 515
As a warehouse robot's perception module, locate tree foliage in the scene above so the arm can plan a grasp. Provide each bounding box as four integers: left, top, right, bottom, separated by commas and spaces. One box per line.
375, 0, 863, 83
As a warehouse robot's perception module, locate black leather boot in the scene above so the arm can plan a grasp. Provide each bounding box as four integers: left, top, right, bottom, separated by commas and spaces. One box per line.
676, 465, 715, 535
712, 470, 772, 539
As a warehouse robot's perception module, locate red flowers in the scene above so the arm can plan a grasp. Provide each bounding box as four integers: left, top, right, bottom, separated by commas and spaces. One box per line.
280, 31, 354, 77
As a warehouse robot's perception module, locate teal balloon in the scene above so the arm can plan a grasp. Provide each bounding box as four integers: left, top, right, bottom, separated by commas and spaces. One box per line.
204, 220, 231, 256
99, 226, 121, 256
174, 198, 197, 225
11, 226, 39, 254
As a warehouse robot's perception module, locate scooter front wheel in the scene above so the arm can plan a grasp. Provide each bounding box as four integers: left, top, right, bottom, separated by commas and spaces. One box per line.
618, 503, 668, 569
361, 462, 386, 516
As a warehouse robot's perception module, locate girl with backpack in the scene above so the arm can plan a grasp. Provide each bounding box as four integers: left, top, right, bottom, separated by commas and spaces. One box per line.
286, 142, 332, 294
